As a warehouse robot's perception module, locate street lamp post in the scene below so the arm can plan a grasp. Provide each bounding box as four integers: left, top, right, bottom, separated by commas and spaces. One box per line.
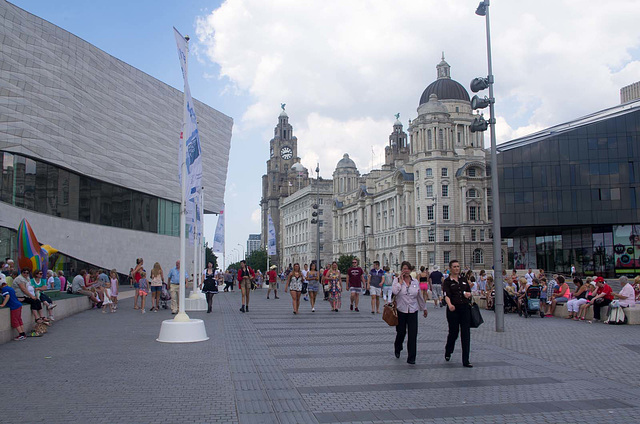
315, 164, 321, 269
473, 0, 504, 332
237, 243, 245, 261
363, 225, 371, 271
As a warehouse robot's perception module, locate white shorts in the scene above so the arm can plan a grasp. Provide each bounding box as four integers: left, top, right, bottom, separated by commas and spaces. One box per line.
349, 287, 362, 294
369, 286, 382, 296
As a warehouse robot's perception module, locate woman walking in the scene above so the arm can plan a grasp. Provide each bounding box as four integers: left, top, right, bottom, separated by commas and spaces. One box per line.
132, 258, 144, 309
285, 263, 304, 314
237, 260, 255, 313
392, 261, 428, 365
326, 262, 342, 312
418, 266, 429, 302
306, 262, 320, 312
443, 259, 473, 368
149, 262, 164, 312
202, 263, 218, 313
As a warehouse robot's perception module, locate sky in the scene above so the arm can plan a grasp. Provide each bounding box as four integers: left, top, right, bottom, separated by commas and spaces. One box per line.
11, 0, 640, 268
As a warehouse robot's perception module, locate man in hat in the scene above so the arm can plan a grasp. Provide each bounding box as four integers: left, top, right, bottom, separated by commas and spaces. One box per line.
429, 265, 444, 307
266, 265, 279, 299
588, 277, 613, 322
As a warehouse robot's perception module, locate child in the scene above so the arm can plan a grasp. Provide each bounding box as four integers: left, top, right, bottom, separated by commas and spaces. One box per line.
109, 269, 119, 311
1, 282, 26, 340
138, 271, 149, 313
101, 278, 113, 313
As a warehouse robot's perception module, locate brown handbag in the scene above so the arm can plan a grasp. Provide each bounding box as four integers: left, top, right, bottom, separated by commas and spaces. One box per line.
382, 299, 398, 326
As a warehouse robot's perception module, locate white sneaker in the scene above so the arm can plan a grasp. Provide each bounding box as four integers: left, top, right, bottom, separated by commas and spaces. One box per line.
141, 309, 146, 314
312, 307, 315, 312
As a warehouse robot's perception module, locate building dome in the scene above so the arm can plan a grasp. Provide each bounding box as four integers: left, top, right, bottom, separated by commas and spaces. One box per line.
336, 153, 357, 170
419, 79, 470, 105
420, 94, 449, 114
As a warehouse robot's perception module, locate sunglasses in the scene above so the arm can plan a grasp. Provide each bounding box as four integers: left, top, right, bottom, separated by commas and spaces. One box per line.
21, 271, 29, 274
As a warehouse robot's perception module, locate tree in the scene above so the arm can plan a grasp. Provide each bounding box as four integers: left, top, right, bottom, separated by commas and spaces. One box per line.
204, 242, 218, 270
246, 248, 268, 273
337, 254, 357, 275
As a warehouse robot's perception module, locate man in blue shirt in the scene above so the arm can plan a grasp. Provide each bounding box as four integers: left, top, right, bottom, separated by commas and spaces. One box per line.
167, 260, 188, 314
1, 282, 26, 340
368, 261, 385, 314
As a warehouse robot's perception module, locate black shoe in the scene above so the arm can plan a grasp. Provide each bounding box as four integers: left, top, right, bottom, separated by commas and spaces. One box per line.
275, 296, 279, 299
240, 305, 245, 313
445, 354, 451, 362
266, 296, 269, 299
395, 351, 400, 358
463, 363, 473, 368
245, 306, 249, 312
407, 359, 416, 365
207, 310, 211, 313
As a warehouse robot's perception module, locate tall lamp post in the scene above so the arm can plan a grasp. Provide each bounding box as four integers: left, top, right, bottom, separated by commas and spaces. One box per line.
237, 243, 245, 261
310, 164, 321, 269
470, 0, 504, 332
363, 225, 371, 270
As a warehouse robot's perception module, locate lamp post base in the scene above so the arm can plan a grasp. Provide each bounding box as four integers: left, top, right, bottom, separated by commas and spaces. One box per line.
156, 318, 208, 343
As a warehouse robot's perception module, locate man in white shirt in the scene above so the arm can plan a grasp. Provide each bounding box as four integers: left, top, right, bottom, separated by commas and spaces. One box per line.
524, 268, 535, 286
613, 276, 636, 308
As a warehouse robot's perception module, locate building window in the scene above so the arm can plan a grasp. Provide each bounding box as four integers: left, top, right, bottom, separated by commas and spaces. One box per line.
457, 132, 461, 144
486, 187, 492, 197
471, 229, 477, 241
441, 168, 448, 177
415, 170, 419, 180
416, 186, 420, 198
428, 229, 435, 242
428, 251, 435, 265
443, 229, 450, 242
487, 204, 492, 219
467, 188, 477, 198
442, 185, 448, 197
442, 205, 449, 220
480, 229, 485, 241
427, 205, 434, 220
417, 207, 421, 224
426, 184, 433, 198
473, 248, 484, 264
468, 168, 476, 177
469, 206, 478, 221
443, 250, 450, 264
426, 168, 432, 177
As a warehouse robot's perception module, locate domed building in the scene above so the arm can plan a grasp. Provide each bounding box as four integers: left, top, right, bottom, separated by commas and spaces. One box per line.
331, 56, 499, 271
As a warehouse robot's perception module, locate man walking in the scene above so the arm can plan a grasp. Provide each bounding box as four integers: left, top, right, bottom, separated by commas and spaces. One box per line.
266, 265, 279, 299
368, 261, 384, 314
167, 260, 187, 315
429, 265, 444, 307
347, 259, 365, 312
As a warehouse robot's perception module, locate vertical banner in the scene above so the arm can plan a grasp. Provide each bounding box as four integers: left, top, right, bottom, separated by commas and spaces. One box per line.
174, 27, 202, 201
212, 209, 225, 254
267, 213, 277, 256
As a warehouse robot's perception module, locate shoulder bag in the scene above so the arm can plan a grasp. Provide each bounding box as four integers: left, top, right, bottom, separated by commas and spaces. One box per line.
382, 298, 398, 326
470, 301, 484, 328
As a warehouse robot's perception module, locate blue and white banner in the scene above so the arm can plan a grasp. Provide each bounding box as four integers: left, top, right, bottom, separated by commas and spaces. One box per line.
174, 27, 202, 201
187, 193, 201, 244
267, 213, 277, 256
212, 209, 224, 254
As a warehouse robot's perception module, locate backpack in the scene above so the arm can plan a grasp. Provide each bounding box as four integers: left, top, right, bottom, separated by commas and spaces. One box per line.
605, 301, 626, 325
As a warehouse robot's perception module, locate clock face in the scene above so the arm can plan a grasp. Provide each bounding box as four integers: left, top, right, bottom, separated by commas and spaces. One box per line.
280, 146, 293, 160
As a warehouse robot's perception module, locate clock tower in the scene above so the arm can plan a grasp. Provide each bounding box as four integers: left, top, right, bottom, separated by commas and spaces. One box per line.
260, 105, 308, 264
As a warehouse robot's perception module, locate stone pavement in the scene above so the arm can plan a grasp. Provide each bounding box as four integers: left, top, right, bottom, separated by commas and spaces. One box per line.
1, 287, 639, 424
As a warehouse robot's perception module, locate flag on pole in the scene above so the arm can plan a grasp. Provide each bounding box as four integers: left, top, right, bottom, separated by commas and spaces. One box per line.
174, 27, 202, 201
212, 209, 224, 254
267, 213, 277, 256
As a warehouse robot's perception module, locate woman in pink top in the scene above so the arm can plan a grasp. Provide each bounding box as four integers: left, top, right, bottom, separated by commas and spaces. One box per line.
549, 275, 570, 316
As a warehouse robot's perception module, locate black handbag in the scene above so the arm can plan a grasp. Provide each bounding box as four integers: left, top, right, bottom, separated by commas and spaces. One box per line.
301, 282, 308, 294
470, 302, 484, 328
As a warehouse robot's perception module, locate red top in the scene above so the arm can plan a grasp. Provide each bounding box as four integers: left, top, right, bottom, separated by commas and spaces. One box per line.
267, 270, 277, 282
347, 267, 364, 288
597, 283, 614, 301
237, 267, 255, 281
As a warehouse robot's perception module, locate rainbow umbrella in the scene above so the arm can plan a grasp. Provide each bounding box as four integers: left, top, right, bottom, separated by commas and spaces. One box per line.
17, 218, 57, 274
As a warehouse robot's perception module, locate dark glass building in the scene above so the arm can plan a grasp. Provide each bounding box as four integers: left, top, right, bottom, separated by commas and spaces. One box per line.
498, 100, 640, 277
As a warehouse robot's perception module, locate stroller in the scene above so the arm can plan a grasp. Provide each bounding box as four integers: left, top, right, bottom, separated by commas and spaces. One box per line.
521, 285, 544, 318
503, 289, 519, 313
160, 282, 171, 309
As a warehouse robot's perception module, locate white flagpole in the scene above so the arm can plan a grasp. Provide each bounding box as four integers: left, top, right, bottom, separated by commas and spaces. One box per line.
192, 191, 199, 296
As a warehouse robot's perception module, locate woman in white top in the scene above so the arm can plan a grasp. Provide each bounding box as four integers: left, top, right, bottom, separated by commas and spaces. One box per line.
149, 262, 164, 312
392, 261, 428, 365
285, 263, 305, 314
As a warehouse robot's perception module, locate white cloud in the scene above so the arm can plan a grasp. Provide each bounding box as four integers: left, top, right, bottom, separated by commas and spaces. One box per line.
250, 208, 261, 224
196, 0, 640, 162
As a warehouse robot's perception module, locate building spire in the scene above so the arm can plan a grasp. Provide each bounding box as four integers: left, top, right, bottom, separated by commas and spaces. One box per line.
436, 52, 450, 80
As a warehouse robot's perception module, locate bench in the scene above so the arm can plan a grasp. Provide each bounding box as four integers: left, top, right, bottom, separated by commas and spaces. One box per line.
623, 306, 640, 324
552, 303, 640, 323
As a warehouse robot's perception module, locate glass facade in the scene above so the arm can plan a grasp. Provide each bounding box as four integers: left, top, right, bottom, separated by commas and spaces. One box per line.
1, 151, 180, 236
499, 108, 640, 277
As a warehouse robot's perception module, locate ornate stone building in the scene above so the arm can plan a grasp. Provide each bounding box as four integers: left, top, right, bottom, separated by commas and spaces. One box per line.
260, 106, 308, 263
332, 56, 498, 270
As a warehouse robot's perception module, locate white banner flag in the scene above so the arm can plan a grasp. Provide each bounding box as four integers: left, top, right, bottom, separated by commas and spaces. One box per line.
212, 209, 224, 254
174, 27, 202, 201
267, 213, 277, 256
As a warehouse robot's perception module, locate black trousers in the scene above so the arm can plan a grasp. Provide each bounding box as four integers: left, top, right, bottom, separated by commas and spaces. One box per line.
20, 296, 42, 311
395, 311, 418, 362
445, 304, 471, 365
593, 298, 612, 320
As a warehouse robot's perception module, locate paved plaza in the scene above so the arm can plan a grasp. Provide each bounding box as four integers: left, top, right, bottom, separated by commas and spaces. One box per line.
2, 288, 639, 424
